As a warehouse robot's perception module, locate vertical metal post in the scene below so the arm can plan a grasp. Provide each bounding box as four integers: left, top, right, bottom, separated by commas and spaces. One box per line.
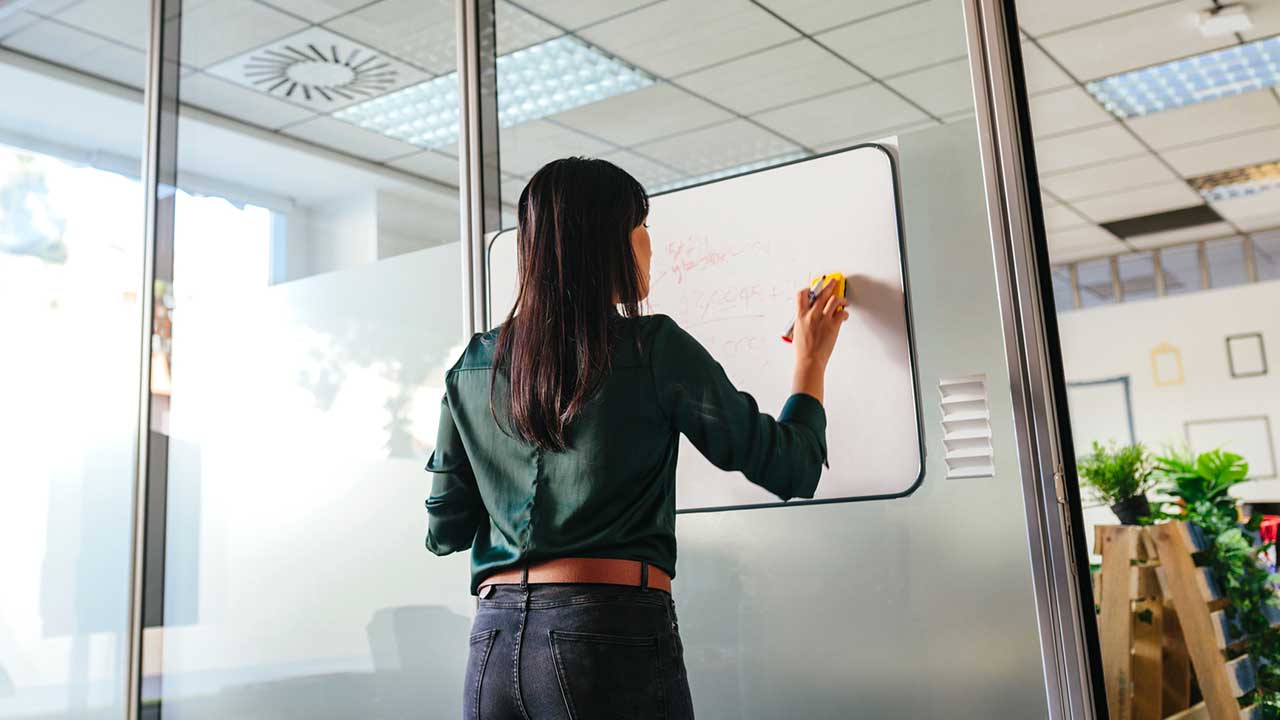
1153, 248, 1166, 297
1198, 240, 1210, 289
1068, 264, 1081, 310
1244, 235, 1258, 283
456, 0, 500, 334
964, 0, 1101, 716
127, 0, 180, 715
1109, 256, 1122, 303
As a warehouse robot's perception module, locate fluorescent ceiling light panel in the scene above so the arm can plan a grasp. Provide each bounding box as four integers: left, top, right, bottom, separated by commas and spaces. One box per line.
1190, 160, 1280, 202
1085, 35, 1280, 119
335, 36, 655, 149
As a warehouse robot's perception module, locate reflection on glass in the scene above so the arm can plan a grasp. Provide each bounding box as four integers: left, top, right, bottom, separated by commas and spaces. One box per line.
1076, 257, 1116, 308
1160, 243, 1201, 297
1256, 230, 1280, 283
1116, 251, 1157, 302
1206, 237, 1247, 289
153, 0, 468, 716
0, 4, 146, 715
1050, 266, 1075, 311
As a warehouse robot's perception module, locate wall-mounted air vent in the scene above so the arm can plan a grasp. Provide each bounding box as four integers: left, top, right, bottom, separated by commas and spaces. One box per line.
207, 27, 429, 113
939, 374, 995, 479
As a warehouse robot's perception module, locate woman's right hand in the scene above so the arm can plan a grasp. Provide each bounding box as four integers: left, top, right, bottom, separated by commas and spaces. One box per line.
790, 279, 850, 403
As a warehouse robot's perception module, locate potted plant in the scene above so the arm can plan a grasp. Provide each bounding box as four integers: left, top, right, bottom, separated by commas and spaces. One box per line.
1078, 441, 1155, 525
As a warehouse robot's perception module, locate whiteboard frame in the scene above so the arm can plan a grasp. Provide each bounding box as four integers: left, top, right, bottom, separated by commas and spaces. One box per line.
485, 142, 925, 513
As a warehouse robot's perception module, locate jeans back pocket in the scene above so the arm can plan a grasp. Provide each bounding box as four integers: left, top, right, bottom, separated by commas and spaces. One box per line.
464, 629, 498, 719
548, 630, 663, 720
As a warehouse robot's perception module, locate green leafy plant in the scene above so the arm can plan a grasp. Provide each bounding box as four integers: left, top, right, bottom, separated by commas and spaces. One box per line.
1153, 449, 1280, 716
1078, 441, 1154, 505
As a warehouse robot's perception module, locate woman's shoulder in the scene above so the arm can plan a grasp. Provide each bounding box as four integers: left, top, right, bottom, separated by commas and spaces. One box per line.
446, 327, 501, 375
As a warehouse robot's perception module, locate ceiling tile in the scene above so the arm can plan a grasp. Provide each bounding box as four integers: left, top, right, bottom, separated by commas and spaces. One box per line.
259, 0, 375, 22
55, 0, 148, 50
324, 0, 455, 73
598, 149, 684, 191
80, 40, 147, 89
1212, 192, 1280, 228
492, 0, 563, 53
181, 0, 308, 69
579, 0, 799, 77
1, 18, 146, 88
754, 0, 919, 34
1162, 126, 1280, 177
1242, 0, 1280, 41
387, 149, 459, 185
1047, 224, 1125, 263
678, 39, 867, 115
1020, 40, 1075, 95
326, 0, 553, 74
511, 0, 653, 30
754, 83, 927, 148
885, 58, 972, 117
181, 72, 317, 129
1039, 154, 1177, 200
0, 11, 38, 40
498, 120, 612, 175
1127, 221, 1235, 250
1043, 203, 1090, 231
1239, 214, 1280, 232
1028, 86, 1113, 138
631, 118, 800, 176
1032, 124, 1147, 174
815, 0, 966, 77
1038, 0, 1234, 81
1017, 0, 1163, 38
812, 118, 939, 153
550, 83, 732, 148
22, 0, 83, 14
1072, 181, 1203, 223
1124, 91, 1280, 150
281, 115, 422, 161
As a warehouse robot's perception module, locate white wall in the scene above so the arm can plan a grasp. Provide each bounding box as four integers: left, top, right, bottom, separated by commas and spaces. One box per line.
1057, 279, 1280, 549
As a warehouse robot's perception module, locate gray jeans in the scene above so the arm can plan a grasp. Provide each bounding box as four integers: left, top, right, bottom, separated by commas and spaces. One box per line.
464, 581, 695, 719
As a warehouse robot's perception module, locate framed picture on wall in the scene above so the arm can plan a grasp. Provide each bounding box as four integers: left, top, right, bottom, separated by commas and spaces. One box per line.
1226, 333, 1268, 379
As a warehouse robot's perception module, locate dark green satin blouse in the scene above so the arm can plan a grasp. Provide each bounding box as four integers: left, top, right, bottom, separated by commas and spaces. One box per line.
425, 314, 828, 595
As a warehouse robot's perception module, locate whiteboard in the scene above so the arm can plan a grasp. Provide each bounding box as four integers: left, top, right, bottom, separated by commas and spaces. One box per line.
488, 144, 922, 511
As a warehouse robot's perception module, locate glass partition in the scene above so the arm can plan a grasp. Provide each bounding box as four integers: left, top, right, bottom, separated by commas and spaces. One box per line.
0, 5, 148, 718
144, 1, 467, 716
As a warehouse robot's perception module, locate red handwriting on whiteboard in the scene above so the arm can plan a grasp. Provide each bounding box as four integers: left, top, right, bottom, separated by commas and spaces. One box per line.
677, 282, 787, 321
653, 235, 766, 286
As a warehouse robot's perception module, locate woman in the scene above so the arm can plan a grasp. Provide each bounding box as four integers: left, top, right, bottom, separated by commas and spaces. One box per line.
426, 157, 849, 719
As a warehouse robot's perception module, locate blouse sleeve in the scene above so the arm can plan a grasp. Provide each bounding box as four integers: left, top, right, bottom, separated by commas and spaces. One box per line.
649, 316, 828, 501
424, 390, 485, 555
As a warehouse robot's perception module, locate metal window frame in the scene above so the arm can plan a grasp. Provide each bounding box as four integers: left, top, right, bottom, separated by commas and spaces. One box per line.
963, 1, 1103, 717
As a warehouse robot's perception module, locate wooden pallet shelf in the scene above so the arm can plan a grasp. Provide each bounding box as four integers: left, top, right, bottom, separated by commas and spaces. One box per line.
1095, 523, 1268, 720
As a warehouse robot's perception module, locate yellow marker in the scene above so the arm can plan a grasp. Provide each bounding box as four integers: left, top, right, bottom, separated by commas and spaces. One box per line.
781, 272, 847, 343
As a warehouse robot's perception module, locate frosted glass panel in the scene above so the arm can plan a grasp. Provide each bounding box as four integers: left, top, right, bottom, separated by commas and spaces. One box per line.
0, 12, 147, 719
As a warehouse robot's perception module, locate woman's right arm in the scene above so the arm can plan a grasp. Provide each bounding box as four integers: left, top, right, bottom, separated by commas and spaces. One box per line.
650, 284, 848, 501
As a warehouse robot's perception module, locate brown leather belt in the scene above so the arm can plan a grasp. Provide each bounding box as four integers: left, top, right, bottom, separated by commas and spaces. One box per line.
477, 557, 672, 594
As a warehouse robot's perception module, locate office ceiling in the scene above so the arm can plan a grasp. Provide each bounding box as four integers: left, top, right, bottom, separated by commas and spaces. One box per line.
0, 0, 1277, 258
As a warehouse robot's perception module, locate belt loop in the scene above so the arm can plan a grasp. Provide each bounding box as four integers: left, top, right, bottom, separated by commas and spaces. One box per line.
520, 563, 529, 590
640, 560, 650, 590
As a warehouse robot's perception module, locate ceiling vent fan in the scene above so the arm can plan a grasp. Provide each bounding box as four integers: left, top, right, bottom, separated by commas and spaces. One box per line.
207, 27, 429, 113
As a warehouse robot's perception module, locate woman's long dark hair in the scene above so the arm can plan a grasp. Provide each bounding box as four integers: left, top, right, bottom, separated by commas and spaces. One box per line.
491, 157, 650, 452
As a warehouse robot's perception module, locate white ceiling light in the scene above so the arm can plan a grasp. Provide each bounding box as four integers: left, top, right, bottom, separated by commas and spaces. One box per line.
1085, 34, 1280, 119
335, 36, 655, 150
1194, 4, 1253, 38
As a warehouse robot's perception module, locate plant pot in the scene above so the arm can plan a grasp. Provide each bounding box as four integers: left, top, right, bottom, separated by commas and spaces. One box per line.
1110, 494, 1151, 525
